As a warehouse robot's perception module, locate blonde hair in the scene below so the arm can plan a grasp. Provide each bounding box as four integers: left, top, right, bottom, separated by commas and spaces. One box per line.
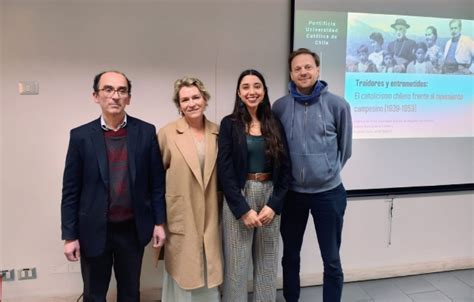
172, 76, 211, 109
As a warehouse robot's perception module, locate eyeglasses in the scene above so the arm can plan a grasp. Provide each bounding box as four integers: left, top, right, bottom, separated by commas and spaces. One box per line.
97, 86, 130, 97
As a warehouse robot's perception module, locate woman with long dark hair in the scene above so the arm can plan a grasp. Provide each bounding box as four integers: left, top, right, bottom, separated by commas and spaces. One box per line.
217, 69, 290, 301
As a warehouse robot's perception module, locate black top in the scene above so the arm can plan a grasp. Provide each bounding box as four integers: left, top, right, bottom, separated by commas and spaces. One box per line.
217, 115, 291, 219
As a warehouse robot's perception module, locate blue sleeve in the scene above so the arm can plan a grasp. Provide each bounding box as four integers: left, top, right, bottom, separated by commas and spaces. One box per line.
338, 101, 352, 168
272, 98, 283, 120
150, 125, 167, 225
61, 130, 82, 240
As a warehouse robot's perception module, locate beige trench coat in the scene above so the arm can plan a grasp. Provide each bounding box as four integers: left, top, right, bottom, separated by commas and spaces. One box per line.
158, 117, 223, 290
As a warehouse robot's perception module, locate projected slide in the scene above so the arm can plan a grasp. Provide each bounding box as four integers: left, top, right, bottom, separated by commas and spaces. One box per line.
294, 11, 473, 139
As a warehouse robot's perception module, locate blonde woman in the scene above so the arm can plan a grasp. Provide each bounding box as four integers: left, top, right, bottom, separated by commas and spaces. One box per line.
158, 77, 223, 301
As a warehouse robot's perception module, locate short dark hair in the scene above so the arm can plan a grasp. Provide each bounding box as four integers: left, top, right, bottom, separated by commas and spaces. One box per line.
426, 26, 438, 39
369, 32, 384, 45
415, 42, 428, 52
289, 48, 320, 70
93, 70, 132, 95
449, 19, 462, 29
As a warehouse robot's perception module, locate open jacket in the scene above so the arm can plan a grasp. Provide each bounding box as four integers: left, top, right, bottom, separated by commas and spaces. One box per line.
61, 116, 166, 257
217, 114, 291, 219
158, 117, 223, 290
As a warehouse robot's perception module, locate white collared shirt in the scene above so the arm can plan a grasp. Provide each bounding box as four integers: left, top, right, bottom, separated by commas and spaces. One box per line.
100, 114, 128, 131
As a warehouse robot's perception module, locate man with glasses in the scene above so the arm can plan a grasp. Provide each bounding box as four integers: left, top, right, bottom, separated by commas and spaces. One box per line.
61, 71, 166, 301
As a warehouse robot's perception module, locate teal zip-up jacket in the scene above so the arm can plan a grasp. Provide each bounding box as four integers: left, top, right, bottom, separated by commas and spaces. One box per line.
272, 81, 352, 193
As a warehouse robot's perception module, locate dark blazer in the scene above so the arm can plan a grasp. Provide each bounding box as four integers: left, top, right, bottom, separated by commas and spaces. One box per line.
217, 114, 291, 219
387, 37, 417, 65
61, 115, 166, 257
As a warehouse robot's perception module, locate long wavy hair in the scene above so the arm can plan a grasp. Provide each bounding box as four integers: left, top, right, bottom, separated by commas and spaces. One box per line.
231, 69, 285, 164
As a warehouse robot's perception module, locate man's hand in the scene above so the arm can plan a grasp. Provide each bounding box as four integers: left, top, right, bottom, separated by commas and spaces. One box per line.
257, 205, 275, 226
64, 239, 80, 261
241, 209, 262, 228
153, 224, 166, 248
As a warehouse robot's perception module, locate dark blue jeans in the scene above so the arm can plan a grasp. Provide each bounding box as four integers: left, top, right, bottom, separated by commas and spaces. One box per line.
280, 184, 347, 302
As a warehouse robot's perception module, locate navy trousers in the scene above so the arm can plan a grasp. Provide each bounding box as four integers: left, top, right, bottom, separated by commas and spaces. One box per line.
280, 184, 347, 302
80, 220, 144, 302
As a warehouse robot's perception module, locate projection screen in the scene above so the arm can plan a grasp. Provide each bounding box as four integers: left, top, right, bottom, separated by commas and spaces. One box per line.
291, 0, 473, 193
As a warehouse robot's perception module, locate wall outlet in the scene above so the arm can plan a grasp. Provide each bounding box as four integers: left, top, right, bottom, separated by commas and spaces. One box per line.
18, 81, 39, 95
0, 269, 15, 281
18, 268, 37, 280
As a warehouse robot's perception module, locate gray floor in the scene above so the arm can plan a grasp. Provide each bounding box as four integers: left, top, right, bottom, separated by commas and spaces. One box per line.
14, 269, 471, 301
249, 269, 474, 302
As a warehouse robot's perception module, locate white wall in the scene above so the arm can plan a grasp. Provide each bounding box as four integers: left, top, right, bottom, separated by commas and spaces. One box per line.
0, 0, 472, 300
1, 0, 289, 299
0, 0, 5, 272
340, 193, 473, 280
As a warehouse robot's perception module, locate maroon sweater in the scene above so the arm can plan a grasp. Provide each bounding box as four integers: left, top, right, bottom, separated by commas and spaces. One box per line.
104, 128, 133, 222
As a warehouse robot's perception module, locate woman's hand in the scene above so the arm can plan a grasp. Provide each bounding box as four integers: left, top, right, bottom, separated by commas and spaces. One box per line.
241, 209, 263, 228
257, 205, 275, 226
